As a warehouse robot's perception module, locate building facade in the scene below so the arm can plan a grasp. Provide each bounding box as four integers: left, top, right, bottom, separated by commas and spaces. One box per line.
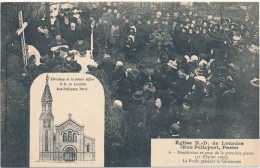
39, 75, 95, 162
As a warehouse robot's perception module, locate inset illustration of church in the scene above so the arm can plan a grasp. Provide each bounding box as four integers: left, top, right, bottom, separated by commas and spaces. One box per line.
39, 75, 95, 162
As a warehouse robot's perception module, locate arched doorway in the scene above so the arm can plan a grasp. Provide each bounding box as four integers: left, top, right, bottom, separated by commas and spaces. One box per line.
63, 147, 77, 162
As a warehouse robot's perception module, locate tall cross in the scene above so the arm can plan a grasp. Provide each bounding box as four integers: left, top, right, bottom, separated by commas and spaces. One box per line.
16, 11, 28, 68
90, 20, 95, 59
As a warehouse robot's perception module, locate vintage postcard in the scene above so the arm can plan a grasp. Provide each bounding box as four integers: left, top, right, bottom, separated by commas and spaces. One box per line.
1, 1, 259, 167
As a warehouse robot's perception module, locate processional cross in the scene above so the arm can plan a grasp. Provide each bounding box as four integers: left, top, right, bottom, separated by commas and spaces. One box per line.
90, 20, 95, 59
16, 11, 28, 68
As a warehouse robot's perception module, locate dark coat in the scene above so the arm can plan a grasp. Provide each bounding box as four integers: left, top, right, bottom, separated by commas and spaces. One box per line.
201, 94, 218, 109
26, 62, 38, 78
154, 73, 171, 90
97, 57, 116, 75
67, 29, 79, 47
199, 94, 218, 120
111, 68, 126, 82
175, 76, 195, 99
177, 32, 189, 54
7, 53, 24, 78
200, 33, 211, 54
220, 90, 236, 109
50, 38, 67, 48
35, 32, 53, 56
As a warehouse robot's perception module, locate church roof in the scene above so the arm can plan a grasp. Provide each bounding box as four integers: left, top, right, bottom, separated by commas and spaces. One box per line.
41, 75, 53, 102
55, 113, 84, 128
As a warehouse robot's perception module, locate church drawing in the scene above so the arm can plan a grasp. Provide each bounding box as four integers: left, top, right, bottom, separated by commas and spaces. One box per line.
39, 75, 95, 162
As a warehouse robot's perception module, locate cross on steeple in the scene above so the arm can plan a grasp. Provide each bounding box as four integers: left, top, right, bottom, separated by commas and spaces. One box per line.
68, 113, 72, 119
46, 74, 49, 84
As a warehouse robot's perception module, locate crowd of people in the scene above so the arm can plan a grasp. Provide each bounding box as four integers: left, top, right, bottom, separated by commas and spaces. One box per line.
5, 2, 259, 166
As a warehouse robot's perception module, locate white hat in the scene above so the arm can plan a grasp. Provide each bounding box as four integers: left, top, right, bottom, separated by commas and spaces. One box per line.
190, 55, 199, 62
113, 100, 123, 109
130, 26, 136, 32
156, 11, 162, 16
116, 61, 124, 68
232, 35, 241, 41
184, 55, 190, 62
167, 60, 178, 69
125, 68, 133, 77
199, 59, 208, 67
194, 76, 206, 83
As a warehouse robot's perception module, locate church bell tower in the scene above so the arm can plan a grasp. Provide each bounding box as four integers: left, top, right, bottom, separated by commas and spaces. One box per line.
39, 75, 54, 161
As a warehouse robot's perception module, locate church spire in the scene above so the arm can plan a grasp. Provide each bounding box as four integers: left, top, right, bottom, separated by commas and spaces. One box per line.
41, 75, 53, 102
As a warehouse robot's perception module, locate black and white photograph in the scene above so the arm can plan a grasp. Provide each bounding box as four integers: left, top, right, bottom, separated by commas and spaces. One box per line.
1, 1, 259, 167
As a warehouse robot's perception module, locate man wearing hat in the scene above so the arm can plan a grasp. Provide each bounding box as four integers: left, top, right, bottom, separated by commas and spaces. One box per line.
57, 8, 65, 24
192, 26, 201, 55
76, 17, 88, 39
97, 50, 116, 78
143, 18, 153, 45
130, 90, 147, 120
187, 27, 195, 54
72, 34, 90, 55
102, 7, 113, 48
174, 69, 195, 105
154, 65, 171, 91
110, 19, 121, 49
171, 19, 181, 48
177, 26, 189, 54
190, 79, 206, 108
143, 83, 157, 135
59, 15, 70, 41
199, 84, 218, 121
200, 28, 211, 54
50, 32, 67, 48
35, 25, 53, 56
126, 90, 149, 166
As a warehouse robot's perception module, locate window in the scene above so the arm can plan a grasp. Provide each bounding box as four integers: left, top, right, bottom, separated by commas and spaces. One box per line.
47, 104, 51, 110
73, 133, 77, 142
63, 133, 67, 142
45, 142, 48, 151
42, 104, 46, 111
86, 144, 90, 152
68, 131, 72, 142
45, 130, 48, 141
